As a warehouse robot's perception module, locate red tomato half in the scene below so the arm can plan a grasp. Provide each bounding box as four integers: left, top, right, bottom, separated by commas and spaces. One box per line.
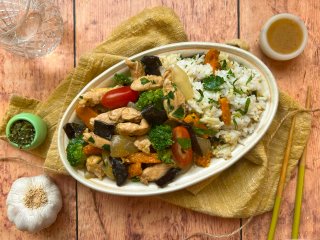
172, 126, 193, 169
101, 86, 139, 109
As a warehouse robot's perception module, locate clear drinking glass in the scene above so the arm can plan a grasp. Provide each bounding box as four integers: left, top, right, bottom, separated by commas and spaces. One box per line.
0, 0, 63, 58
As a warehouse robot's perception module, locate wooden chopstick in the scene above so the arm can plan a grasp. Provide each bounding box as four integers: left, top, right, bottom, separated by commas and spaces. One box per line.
267, 102, 297, 240
291, 87, 312, 239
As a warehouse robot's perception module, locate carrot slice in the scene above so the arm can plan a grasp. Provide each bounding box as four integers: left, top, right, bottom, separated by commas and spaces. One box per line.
219, 97, 231, 125
75, 105, 98, 130
204, 49, 221, 71
83, 145, 103, 156
128, 162, 143, 178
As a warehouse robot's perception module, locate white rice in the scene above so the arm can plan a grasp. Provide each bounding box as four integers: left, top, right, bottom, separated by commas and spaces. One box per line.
161, 52, 268, 159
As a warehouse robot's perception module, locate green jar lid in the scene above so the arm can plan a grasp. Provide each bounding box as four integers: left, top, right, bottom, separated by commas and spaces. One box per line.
6, 113, 47, 150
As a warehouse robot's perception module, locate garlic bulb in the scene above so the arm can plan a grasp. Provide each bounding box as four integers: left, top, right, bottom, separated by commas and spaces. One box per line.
6, 175, 62, 232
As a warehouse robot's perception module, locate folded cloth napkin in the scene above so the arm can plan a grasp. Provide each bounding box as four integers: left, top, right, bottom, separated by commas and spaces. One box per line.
0, 7, 311, 218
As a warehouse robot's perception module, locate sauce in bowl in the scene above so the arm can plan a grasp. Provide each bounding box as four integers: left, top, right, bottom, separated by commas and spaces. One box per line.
267, 18, 303, 54
259, 13, 308, 61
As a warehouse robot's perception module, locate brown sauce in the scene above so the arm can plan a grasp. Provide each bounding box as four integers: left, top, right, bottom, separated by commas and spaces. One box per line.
267, 18, 303, 54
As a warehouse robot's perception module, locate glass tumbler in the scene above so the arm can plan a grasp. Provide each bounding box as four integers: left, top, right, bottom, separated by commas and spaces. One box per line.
0, 0, 63, 58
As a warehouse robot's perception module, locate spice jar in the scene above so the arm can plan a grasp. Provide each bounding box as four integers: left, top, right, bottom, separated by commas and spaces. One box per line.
6, 113, 47, 150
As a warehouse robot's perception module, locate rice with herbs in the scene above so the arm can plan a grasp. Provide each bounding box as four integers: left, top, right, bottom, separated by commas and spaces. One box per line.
160, 52, 268, 159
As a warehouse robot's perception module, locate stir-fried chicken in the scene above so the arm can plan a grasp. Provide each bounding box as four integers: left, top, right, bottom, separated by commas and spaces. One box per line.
130, 75, 164, 91
79, 88, 111, 107
125, 59, 145, 80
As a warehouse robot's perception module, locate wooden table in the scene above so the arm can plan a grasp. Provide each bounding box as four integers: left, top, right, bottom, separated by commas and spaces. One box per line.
1, 0, 319, 239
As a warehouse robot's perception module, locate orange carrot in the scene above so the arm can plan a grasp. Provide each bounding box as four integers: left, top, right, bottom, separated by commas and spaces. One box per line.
219, 97, 231, 125
204, 49, 221, 71
128, 162, 143, 178
184, 113, 210, 138
75, 105, 98, 130
83, 145, 103, 156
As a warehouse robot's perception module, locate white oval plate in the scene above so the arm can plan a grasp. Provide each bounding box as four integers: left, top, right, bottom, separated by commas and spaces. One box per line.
58, 42, 278, 196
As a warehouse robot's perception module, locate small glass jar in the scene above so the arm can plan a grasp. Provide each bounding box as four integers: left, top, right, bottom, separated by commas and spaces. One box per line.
6, 113, 47, 150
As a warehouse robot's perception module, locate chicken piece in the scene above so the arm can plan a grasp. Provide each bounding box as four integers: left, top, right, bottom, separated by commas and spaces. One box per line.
134, 136, 151, 154
91, 107, 142, 125
125, 59, 145, 80
162, 70, 186, 121
128, 162, 143, 178
79, 88, 111, 107
124, 152, 161, 164
83, 129, 111, 149
86, 155, 105, 179
140, 164, 172, 185
116, 118, 150, 136
130, 75, 164, 91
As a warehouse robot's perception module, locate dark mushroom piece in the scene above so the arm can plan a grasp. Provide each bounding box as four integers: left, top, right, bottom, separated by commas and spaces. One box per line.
183, 124, 203, 156
63, 123, 86, 139
93, 120, 115, 140
110, 157, 128, 186
155, 168, 181, 187
141, 105, 168, 126
141, 55, 162, 76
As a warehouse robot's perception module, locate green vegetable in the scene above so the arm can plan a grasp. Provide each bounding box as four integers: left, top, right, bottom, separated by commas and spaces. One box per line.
172, 106, 185, 119
158, 150, 174, 164
246, 75, 253, 85
202, 75, 225, 92
113, 73, 132, 85
221, 60, 228, 70
88, 136, 95, 143
227, 69, 235, 78
130, 176, 140, 182
140, 78, 150, 85
177, 138, 192, 150
233, 117, 238, 129
233, 79, 245, 95
102, 144, 110, 151
9, 120, 35, 147
66, 136, 87, 167
237, 98, 251, 115
197, 89, 204, 102
148, 125, 173, 152
192, 126, 217, 136
136, 89, 164, 110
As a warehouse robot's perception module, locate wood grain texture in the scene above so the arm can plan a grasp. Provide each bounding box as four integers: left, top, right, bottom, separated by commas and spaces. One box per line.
0, 0, 76, 239
240, 0, 320, 239
75, 0, 240, 239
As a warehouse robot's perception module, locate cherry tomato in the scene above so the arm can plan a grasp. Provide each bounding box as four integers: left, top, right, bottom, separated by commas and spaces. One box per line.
101, 86, 139, 109
172, 126, 193, 169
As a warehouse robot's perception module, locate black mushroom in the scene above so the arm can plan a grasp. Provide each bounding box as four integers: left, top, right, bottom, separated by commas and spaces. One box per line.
63, 123, 86, 139
93, 120, 115, 140
141, 55, 162, 76
141, 105, 168, 125
155, 168, 181, 187
110, 157, 128, 186
183, 124, 203, 156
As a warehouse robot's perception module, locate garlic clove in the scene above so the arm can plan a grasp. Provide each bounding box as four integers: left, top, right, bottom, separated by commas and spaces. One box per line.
6, 175, 62, 232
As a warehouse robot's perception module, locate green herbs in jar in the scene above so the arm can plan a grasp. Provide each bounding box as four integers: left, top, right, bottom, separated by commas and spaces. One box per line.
9, 120, 35, 147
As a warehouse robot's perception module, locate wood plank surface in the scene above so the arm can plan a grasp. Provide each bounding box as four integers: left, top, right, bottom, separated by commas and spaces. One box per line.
1, 0, 319, 239
240, 0, 320, 239
75, 1, 240, 239
0, 0, 76, 239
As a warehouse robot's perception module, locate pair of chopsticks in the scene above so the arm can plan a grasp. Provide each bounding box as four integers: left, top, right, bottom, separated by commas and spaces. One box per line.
267, 87, 311, 240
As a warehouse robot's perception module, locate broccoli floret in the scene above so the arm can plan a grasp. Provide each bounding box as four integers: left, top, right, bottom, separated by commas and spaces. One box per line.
148, 125, 173, 152
113, 73, 132, 86
136, 89, 164, 110
66, 136, 87, 167
158, 149, 174, 164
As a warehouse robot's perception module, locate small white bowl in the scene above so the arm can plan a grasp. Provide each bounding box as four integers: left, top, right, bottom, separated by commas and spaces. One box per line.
259, 13, 308, 61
